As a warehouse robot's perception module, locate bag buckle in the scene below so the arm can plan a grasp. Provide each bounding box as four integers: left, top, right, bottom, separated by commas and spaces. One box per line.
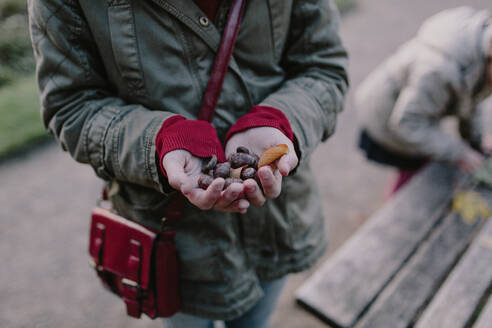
122, 239, 143, 318
122, 277, 142, 318
121, 278, 138, 288
160, 217, 169, 232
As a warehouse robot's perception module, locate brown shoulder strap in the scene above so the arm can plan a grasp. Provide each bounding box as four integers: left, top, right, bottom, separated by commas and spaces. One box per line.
198, 0, 246, 122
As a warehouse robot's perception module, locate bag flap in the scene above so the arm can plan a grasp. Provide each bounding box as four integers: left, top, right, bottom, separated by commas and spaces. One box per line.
89, 207, 157, 290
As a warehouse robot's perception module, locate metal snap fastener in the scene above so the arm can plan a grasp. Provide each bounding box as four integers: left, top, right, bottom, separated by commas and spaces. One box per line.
199, 16, 209, 27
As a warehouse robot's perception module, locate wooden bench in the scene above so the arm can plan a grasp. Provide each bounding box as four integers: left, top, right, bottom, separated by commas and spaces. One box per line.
296, 162, 492, 328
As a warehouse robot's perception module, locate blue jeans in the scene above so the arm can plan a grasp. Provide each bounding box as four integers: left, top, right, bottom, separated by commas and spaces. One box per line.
163, 277, 287, 328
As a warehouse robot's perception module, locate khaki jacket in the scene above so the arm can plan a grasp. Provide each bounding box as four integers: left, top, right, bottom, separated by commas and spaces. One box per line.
28, 0, 348, 319
356, 7, 492, 162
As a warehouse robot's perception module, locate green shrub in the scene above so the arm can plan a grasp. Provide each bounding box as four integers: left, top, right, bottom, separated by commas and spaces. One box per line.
0, 76, 47, 158
0, 14, 34, 87
0, 15, 32, 64
0, 65, 16, 87
0, 0, 26, 19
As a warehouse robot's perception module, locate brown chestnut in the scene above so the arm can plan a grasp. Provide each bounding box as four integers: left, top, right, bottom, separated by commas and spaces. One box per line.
214, 162, 231, 179
236, 146, 250, 154
229, 153, 258, 169
198, 174, 213, 190
202, 155, 217, 173
240, 167, 256, 180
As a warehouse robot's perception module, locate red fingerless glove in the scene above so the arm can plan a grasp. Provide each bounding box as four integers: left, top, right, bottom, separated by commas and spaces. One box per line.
155, 115, 226, 177
224, 105, 294, 143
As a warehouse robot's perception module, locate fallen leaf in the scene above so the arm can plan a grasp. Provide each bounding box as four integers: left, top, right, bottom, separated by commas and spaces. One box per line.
452, 190, 491, 224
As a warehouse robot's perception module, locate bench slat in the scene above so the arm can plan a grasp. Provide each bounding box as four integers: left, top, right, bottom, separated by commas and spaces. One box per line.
355, 203, 486, 328
475, 297, 492, 328
415, 218, 492, 328
296, 163, 464, 328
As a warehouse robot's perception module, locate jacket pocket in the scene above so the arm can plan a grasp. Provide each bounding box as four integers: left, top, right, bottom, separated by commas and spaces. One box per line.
107, 0, 147, 97
266, 0, 292, 60
175, 212, 225, 283
282, 167, 325, 251
178, 250, 224, 283
110, 181, 171, 229
233, 0, 277, 63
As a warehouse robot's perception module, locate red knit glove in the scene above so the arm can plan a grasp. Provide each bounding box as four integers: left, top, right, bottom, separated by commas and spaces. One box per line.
224, 105, 294, 143
224, 106, 298, 201
155, 115, 226, 177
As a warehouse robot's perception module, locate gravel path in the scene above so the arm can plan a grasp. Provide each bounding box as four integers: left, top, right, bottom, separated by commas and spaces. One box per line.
1, 1, 490, 327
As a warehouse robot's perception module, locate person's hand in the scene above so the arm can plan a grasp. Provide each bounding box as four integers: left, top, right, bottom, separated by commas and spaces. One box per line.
225, 127, 298, 205
457, 148, 484, 172
481, 134, 492, 154
162, 150, 249, 213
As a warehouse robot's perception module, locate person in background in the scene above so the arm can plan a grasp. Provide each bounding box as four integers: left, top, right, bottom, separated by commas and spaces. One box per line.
28, 0, 348, 327
356, 6, 492, 195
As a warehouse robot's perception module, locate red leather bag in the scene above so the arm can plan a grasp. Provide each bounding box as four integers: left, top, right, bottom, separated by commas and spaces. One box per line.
89, 207, 180, 318
88, 0, 246, 320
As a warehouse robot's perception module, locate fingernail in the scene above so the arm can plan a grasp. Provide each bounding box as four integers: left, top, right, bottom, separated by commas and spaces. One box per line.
247, 185, 256, 193
213, 183, 223, 192
239, 200, 249, 209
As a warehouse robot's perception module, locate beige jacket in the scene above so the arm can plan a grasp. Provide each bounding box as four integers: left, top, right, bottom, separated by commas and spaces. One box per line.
356, 6, 492, 162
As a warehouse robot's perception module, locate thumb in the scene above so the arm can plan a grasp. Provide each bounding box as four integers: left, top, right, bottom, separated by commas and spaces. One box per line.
163, 151, 189, 191
277, 150, 298, 176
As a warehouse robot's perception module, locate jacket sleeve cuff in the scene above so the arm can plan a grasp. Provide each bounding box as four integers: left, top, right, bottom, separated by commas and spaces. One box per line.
155, 115, 226, 177
224, 105, 295, 143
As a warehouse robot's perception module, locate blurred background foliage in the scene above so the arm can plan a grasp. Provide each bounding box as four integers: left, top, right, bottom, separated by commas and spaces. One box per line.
0, 0, 45, 159
0, 0, 34, 87
0, 0, 26, 19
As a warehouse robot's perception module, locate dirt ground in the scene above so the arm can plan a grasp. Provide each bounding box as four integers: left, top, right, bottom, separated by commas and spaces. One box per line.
1, 0, 491, 327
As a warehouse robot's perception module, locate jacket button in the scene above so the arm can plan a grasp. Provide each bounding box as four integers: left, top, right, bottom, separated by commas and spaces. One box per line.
199, 16, 210, 27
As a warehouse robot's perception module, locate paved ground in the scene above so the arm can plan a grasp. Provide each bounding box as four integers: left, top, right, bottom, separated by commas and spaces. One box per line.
272, 0, 492, 327
1, 1, 491, 327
